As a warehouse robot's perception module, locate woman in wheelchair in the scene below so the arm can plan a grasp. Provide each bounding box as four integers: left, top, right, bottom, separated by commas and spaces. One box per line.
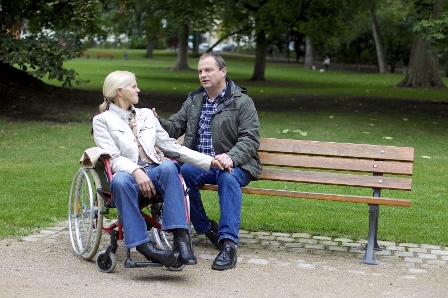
92, 71, 224, 267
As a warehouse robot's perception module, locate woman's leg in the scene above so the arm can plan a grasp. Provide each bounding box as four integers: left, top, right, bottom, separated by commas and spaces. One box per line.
111, 171, 178, 266
148, 160, 188, 230
110, 172, 149, 249
148, 160, 196, 264
180, 163, 216, 234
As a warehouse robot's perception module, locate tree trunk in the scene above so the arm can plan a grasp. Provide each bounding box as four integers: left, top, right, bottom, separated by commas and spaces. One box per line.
396, 36, 445, 87
303, 36, 314, 69
249, 29, 267, 81
144, 30, 156, 58
367, 0, 387, 73
192, 32, 200, 57
145, 41, 154, 58
172, 24, 190, 71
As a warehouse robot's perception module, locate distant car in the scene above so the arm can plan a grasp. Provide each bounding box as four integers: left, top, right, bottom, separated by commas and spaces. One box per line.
211, 44, 223, 52
222, 44, 236, 52
198, 43, 209, 52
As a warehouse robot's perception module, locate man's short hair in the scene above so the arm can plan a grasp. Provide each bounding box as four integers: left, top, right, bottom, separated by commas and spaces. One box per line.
200, 52, 226, 70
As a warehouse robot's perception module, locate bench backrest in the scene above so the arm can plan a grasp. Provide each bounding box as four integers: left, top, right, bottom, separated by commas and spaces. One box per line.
258, 138, 414, 191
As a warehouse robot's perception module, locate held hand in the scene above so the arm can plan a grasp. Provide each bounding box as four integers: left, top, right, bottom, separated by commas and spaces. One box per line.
151, 108, 158, 118
211, 158, 225, 170
214, 153, 234, 172
133, 168, 156, 197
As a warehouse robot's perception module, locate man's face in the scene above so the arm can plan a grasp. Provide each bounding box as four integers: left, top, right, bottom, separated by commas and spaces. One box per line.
198, 56, 226, 91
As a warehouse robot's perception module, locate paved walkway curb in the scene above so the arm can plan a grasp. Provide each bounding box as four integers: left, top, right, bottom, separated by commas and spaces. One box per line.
22, 221, 447, 270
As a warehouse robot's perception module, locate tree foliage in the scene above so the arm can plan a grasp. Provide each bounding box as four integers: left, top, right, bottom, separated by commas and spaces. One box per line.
2, 0, 448, 89
0, 0, 103, 87
147, 0, 222, 70
413, 0, 448, 52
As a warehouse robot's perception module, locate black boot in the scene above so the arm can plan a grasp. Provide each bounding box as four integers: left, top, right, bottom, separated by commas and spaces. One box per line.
136, 242, 178, 267
173, 229, 197, 265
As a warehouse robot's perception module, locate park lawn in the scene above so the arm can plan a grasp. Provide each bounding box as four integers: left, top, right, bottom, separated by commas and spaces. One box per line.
56, 49, 448, 101
2, 49, 447, 246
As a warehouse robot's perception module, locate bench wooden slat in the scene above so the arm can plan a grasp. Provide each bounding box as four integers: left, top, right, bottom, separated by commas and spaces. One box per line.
200, 185, 411, 207
259, 153, 413, 175
259, 138, 414, 162
260, 168, 412, 190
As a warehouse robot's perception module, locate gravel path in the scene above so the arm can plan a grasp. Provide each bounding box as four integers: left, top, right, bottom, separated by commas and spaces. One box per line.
1, 224, 447, 298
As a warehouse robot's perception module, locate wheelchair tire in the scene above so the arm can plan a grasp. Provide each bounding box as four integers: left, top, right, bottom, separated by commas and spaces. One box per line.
152, 177, 192, 251
152, 184, 193, 272
96, 250, 117, 273
68, 168, 104, 260
151, 218, 173, 251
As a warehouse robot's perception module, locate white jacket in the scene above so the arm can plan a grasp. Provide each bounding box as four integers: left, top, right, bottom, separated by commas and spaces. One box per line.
92, 103, 212, 175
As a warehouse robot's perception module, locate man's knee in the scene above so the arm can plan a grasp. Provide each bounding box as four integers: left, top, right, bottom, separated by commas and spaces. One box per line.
217, 170, 238, 185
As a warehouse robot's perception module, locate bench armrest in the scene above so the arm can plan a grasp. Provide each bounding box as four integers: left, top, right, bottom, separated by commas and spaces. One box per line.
163, 151, 180, 159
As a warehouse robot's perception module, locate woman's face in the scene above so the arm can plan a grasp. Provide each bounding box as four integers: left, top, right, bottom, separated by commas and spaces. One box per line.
115, 77, 140, 109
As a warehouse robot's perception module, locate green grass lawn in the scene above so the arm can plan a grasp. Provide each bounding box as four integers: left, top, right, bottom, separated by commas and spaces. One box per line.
2, 49, 448, 246
59, 49, 448, 101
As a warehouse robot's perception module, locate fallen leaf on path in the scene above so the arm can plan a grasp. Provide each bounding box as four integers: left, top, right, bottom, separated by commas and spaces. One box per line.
293, 129, 307, 136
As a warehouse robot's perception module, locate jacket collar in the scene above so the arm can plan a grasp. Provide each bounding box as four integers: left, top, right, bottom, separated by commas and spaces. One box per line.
189, 77, 247, 99
108, 103, 136, 121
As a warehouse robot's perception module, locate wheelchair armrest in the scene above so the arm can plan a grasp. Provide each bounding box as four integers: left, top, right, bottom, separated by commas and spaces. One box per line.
163, 151, 180, 159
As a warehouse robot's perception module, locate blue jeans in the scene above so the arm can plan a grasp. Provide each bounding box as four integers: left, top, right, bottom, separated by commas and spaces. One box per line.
110, 160, 188, 249
180, 164, 253, 244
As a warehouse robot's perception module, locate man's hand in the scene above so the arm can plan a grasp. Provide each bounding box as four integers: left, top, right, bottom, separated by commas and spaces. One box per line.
214, 153, 233, 172
151, 108, 158, 118
132, 168, 156, 197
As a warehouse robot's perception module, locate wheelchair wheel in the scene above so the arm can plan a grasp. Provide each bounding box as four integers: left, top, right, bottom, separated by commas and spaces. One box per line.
152, 178, 192, 251
96, 250, 117, 273
151, 203, 173, 251
151, 189, 193, 271
68, 168, 104, 260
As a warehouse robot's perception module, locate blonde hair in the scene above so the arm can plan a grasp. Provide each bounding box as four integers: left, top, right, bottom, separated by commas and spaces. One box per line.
99, 70, 136, 113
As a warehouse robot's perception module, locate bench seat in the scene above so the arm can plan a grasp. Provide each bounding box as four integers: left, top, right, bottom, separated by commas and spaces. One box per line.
96, 52, 114, 59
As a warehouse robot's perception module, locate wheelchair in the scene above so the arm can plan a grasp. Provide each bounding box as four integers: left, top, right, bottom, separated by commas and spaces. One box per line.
68, 151, 192, 273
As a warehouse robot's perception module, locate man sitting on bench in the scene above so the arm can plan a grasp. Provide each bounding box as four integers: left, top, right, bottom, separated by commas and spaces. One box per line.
155, 53, 262, 271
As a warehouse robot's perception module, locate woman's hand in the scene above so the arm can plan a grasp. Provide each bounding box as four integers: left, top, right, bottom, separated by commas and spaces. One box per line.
211, 158, 225, 170
132, 168, 156, 197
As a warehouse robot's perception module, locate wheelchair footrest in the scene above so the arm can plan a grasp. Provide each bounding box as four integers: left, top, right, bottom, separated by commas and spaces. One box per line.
124, 258, 163, 268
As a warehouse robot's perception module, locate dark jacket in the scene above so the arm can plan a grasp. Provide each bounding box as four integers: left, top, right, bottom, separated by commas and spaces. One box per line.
158, 77, 262, 180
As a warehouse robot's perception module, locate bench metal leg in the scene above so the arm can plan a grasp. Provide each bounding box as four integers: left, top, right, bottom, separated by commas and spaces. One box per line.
361, 204, 380, 265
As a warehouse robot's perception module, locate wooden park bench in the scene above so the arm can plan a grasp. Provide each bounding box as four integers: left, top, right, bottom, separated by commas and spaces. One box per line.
200, 137, 414, 265
83, 51, 91, 58
96, 52, 114, 59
